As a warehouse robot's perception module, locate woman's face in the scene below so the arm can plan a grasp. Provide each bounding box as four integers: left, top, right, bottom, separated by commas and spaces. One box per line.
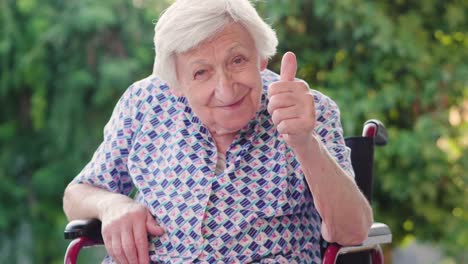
174, 23, 267, 136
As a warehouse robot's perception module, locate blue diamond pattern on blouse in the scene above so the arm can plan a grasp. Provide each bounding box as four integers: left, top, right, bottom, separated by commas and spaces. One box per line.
73, 70, 353, 264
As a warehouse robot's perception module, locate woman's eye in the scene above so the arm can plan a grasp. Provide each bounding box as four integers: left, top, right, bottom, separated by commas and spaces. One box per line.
194, 69, 206, 79
233, 56, 246, 65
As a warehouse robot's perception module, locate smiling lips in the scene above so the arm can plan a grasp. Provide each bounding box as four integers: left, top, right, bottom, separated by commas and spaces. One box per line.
219, 95, 246, 110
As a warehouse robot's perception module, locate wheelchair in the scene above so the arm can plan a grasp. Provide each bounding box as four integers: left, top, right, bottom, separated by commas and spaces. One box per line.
64, 120, 392, 264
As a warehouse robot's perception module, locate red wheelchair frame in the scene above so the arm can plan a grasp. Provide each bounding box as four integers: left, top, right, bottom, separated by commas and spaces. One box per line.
64, 120, 392, 264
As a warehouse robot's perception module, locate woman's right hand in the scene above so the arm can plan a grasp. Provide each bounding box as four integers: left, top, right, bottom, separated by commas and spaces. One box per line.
100, 199, 165, 264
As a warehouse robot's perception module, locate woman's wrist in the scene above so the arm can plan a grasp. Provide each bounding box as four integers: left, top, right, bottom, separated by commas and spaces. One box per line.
290, 131, 323, 161
97, 192, 134, 220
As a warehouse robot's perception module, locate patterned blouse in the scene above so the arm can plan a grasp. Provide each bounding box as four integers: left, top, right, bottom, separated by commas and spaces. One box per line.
73, 70, 353, 263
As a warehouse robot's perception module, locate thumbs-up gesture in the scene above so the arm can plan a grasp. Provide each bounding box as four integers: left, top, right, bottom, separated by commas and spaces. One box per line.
267, 52, 316, 150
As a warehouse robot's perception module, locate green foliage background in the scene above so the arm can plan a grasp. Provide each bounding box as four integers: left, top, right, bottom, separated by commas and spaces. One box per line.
1, 0, 466, 263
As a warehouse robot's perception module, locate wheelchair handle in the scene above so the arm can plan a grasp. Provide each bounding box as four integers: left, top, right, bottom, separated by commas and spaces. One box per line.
363, 119, 388, 146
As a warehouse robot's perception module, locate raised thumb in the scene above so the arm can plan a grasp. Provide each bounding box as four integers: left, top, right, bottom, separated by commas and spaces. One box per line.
280, 51, 297, 82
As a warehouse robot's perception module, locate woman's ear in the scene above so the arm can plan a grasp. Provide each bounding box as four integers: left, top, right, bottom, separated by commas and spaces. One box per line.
260, 58, 268, 71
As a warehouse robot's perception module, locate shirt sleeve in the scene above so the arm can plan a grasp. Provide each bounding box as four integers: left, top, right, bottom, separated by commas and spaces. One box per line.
71, 84, 140, 196
313, 90, 355, 178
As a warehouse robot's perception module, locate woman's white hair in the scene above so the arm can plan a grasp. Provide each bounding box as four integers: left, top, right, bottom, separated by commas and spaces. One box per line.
153, 0, 278, 88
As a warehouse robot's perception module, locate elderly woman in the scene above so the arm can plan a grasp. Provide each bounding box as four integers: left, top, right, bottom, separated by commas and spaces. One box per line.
63, 0, 372, 263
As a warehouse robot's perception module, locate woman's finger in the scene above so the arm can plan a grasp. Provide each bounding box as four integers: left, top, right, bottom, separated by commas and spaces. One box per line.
267, 92, 296, 115
121, 226, 138, 264
277, 118, 314, 137
146, 211, 165, 236
103, 231, 116, 262
271, 105, 301, 127
133, 215, 150, 264
112, 232, 128, 264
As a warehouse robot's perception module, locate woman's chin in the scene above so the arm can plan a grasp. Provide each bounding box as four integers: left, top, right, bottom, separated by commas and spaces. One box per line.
208, 112, 255, 136
211, 121, 247, 136
211, 126, 241, 136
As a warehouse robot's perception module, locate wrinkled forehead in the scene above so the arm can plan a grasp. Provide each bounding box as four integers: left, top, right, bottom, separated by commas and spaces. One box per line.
176, 22, 257, 60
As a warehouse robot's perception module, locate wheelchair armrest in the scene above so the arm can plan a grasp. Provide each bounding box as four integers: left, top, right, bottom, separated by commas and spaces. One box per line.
342, 222, 391, 253
323, 222, 392, 264
64, 218, 104, 244
365, 222, 392, 245
329, 222, 392, 255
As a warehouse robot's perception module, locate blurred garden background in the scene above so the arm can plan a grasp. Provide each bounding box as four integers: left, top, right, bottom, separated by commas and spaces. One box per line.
0, 0, 467, 263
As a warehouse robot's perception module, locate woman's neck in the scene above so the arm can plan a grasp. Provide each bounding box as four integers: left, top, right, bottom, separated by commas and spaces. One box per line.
211, 132, 237, 154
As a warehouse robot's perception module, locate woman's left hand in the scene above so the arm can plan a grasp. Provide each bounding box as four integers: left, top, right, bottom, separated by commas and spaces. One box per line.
267, 51, 316, 151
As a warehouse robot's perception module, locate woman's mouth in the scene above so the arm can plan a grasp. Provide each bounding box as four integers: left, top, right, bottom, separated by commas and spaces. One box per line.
221, 95, 245, 110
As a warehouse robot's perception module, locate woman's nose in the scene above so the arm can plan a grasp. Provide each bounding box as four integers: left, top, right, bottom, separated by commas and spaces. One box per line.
215, 71, 236, 102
